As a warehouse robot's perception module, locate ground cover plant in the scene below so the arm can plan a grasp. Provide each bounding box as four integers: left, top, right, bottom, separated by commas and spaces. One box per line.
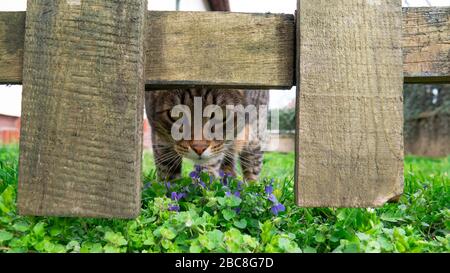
0, 145, 448, 253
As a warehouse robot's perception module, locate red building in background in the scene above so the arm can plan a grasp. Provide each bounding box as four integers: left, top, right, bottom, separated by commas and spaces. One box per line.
0, 113, 153, 149
142, 118, 152, 149
0, 114, 20, 144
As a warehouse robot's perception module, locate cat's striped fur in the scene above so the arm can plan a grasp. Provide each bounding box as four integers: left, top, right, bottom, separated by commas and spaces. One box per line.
145, 88, 268, 181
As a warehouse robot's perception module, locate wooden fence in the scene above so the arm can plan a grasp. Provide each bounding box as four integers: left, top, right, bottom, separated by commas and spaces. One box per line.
0, 0, 448, 218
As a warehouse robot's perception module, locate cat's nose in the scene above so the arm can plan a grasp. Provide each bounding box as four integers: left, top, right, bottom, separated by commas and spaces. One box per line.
190, 142, 208, 156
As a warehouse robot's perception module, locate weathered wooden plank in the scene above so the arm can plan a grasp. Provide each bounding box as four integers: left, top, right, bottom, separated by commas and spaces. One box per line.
0, 11, 296, 88
0, 12, 25, 84
295, 0, 404, 207
145, 11, 295, 89
17, 0, 147, 218
403, 7, 450, 83
0, 8, 448, 87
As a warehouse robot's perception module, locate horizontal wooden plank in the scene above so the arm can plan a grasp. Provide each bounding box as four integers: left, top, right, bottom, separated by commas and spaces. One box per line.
0, 12, 25, 84
403, 7, 450, 83
145, 11, 295, 89
0, 8, 449, 87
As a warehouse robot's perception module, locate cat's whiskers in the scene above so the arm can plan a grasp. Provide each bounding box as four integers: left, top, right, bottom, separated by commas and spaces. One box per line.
156, 153, 177, 163
222, 155, 235, 167
171, 154, 183, 174
164, 155, 182, 180
155, 151, 179, 164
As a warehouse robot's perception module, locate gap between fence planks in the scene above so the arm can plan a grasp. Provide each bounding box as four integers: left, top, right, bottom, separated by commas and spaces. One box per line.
0, 7, 449, 88
17, 0, 147, 218
295, 0, 404, 207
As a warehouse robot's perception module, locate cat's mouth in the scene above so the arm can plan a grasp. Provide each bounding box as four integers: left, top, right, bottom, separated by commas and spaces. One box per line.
188, 157, 216, 165
184, 154, 221, 166
182, 147, 222, 165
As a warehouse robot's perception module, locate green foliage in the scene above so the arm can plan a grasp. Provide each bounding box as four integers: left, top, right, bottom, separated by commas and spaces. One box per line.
0, 145, 448, 253
0, 146, 17, 193
404, 84, 450, 121
269, 108, 296, 132
403, 84, 450, 139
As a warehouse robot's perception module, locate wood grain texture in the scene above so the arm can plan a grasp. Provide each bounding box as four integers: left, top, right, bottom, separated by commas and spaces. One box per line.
403, 7, 450, 83
295, 0, 404, 207
0, 11, 293, 88
146, 11, 295, 89
0, 8, 448, 87
17, 0, 146, 218
0, 12, 25, 84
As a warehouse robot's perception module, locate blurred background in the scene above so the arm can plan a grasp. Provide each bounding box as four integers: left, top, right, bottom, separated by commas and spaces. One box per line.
0, 0, 449, 156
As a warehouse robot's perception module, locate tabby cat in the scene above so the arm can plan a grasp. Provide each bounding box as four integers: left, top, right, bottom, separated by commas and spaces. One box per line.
145, 88, 268, 181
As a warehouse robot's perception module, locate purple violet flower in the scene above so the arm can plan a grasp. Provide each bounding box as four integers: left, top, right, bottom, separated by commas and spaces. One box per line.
268, 194, 277, 203
171, 192, 184, 201
271, 203, 285, 216
171, 191, 177, 200
189, 171, 199, 179
226, 191, 241, 198
168, 205, 180, 212
265, 185, 274, 195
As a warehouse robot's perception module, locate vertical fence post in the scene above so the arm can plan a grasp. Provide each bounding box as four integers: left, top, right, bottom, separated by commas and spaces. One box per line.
295, 0, 404, 207
17, 0, 147, 218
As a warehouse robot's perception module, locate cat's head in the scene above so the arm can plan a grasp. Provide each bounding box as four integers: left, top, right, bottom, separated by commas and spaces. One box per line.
145, 88, 247, 165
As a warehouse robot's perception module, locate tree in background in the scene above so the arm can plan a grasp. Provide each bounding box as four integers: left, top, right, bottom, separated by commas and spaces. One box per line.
207, 0, 230, 11
269, 108, 296, 133
404, 84, 450, 157
175, 0, 230, 11
267, 85, 450, 156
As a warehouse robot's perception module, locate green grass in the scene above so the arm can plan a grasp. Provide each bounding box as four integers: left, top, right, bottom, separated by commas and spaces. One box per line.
0, 145, 448, 253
